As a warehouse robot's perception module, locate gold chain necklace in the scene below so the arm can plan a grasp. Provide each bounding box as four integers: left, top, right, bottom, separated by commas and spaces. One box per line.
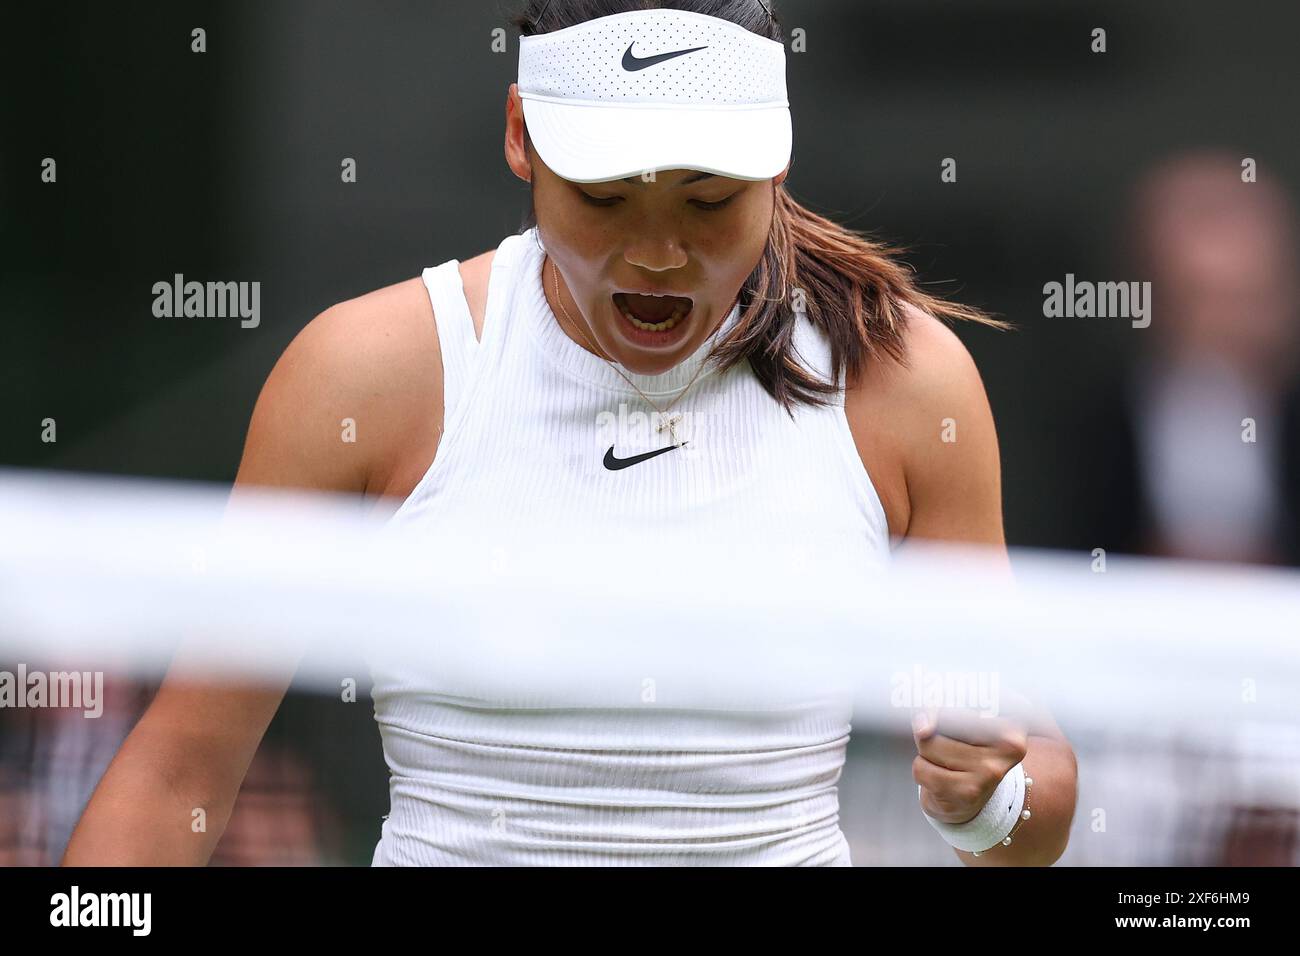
550, 258, 708, 448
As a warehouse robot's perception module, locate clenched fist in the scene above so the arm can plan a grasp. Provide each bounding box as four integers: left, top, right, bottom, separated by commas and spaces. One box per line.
912, 704, 1030, 824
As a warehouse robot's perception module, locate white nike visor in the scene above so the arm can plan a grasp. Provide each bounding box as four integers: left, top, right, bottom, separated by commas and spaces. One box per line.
517, 8, 792, 183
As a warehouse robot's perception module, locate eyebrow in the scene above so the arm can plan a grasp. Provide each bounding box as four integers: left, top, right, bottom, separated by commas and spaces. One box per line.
619, 172, 718, 186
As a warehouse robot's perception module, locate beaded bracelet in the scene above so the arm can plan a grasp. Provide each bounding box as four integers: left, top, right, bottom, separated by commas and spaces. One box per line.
973, 771, 1033, 857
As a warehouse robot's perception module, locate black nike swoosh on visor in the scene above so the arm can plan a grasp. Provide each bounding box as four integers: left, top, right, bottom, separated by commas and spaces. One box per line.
621, 43, 709, 72
603, 444, 687, 471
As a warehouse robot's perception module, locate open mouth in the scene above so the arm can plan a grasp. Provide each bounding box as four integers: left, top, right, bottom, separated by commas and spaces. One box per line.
612, 292, 694, 333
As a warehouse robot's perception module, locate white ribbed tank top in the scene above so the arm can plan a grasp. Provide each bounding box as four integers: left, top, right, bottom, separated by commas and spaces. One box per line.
369, 226, 891, 866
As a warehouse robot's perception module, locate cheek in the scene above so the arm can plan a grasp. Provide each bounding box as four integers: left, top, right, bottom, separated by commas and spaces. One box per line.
695, 203, 772, 287
536, 202, 610, 275
698, 193, 771, 251
740, 193, 775, 245
536, 176, 606, 246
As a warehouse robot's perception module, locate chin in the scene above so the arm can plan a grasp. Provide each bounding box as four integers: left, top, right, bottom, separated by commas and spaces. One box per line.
609, 347, 689, 377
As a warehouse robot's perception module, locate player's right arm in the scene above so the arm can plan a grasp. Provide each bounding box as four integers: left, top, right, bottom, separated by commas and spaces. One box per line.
62, 278, 443, 865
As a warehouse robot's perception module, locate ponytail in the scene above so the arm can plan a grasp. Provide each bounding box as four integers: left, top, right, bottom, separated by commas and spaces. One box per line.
707, 185, 1006, 414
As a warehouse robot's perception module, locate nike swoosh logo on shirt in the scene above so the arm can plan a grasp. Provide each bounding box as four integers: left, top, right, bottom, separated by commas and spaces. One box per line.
621, 43, 709, 72
603, 443, 687, 471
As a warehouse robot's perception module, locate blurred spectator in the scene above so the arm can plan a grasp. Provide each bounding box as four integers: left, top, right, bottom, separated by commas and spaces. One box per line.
0, 672, 146, 863
1079, 151, 1300, 565
0, 672, 343, 865
1072, 151, 1300, 865
211, 744, 343, 866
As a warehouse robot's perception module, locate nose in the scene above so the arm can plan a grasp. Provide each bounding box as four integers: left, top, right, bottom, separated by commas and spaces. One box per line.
623, 233, 688, 273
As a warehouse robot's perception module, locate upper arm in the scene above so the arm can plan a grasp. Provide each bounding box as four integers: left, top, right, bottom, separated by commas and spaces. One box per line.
149, 278, 443, 764
846, 306, 1006, 554
233, 276, 442, 500
895, 311, 1005, 549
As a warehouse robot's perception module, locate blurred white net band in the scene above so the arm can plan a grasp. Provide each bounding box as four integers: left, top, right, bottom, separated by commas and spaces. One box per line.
1, 467, 1298, 742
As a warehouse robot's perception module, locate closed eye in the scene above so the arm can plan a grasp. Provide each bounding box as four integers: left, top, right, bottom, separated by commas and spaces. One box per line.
577, 191, 739, 211
690, 195, 738, 211
578, 192, 623, 208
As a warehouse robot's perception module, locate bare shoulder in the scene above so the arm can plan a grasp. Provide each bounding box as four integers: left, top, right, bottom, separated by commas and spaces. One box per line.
234, 275, 442, 500
849, 304, 987, 410
302, 277, 438, 373
844, 304, 1002, 543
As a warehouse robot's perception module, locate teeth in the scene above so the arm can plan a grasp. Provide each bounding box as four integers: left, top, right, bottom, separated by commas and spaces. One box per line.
618, 299, 690, 332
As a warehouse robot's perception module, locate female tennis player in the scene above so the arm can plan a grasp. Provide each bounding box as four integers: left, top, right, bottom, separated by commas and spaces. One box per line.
64, 0, 1077, 866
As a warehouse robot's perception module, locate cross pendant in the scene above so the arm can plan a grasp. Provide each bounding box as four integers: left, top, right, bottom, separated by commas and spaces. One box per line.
657, 413, 683, 447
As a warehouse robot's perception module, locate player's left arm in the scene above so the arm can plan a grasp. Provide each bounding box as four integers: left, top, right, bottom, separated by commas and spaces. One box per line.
884, 307, 1078, 866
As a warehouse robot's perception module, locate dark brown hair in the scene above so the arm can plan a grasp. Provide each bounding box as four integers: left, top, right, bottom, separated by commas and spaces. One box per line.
513, 0, 1003, 414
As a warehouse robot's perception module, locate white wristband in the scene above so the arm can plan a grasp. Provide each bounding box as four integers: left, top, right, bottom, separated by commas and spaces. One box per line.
918, 762, 1027, 854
